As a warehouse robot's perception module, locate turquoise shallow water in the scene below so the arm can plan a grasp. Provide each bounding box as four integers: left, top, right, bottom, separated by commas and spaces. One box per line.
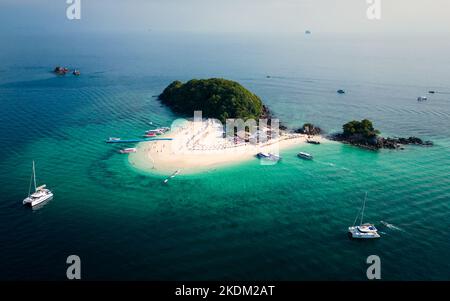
0, 33, 449, 280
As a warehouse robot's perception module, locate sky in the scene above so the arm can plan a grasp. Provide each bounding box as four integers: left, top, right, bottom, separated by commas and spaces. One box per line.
1, 0, 449, 34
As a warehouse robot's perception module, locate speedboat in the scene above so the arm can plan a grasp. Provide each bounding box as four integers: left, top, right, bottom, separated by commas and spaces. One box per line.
337, 89, 345, 94
146, 127, 170, 134
297, 152, 313, 160
23, 161, 53, 207
170, 169, 181, 178
106, 137, 121, 143
145, 129, 163, 135
348, 193, 380, 239
417, 96, 427, 101
163, 169, 181, 184
256, 152, 281, 161
119, 148, 137, 154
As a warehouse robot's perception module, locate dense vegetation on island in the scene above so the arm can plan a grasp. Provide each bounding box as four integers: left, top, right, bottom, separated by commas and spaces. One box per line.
342, 119, 380, 138
159, 78, 270, 123
331, 119, 432, 150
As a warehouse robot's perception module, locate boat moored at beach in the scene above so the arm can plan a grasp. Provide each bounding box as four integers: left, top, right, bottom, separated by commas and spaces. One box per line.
23, 161, 53, 207
256, 152, 281, 161
146, 127, 170, 134
170, 169, 181, 178
106, 137, 173, 143
119, 148, 137, 154
163, 169, 181, 184
306, 140, 320, 145
145, 130, 162, 135
297, 152, 313, 160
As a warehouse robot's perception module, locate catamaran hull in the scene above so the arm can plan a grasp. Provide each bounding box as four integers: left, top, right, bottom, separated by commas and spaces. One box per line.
23, 193, 53, 207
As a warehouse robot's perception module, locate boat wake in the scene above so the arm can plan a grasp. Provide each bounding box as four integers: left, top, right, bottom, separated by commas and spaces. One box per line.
316, 161, 352, 172
315, 161, 334, 167
380, 221, 404, 232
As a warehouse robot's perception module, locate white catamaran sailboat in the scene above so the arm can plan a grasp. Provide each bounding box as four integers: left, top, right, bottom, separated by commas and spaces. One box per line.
348, 193, 380, 239
23, 161, 53, 207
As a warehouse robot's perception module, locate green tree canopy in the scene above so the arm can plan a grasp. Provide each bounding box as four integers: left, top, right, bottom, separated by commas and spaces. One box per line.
159, 78, 265, 123
342, 119, 380, 138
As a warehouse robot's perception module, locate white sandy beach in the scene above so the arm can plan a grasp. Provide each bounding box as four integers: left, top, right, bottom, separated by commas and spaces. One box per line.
129, 120, 325, 175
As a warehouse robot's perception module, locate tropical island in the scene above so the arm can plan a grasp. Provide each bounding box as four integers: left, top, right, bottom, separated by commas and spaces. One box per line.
330, 119, 433, 150
129, 78, 321, 174
129, 79, 432, 174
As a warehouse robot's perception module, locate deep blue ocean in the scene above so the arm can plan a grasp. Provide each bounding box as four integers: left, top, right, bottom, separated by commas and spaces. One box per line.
0, 32, 449, 280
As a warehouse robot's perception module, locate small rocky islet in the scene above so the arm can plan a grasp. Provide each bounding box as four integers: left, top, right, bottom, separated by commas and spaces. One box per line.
328, 119, 433, 150
295, 120, 433, 150
294, 123, 322, 136
53, 66, 80, 76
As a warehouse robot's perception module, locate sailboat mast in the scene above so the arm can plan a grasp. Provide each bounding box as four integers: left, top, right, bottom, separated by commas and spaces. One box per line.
28, 164, 33, 196
32, 160, 36, 191
360, 192, 367, 225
